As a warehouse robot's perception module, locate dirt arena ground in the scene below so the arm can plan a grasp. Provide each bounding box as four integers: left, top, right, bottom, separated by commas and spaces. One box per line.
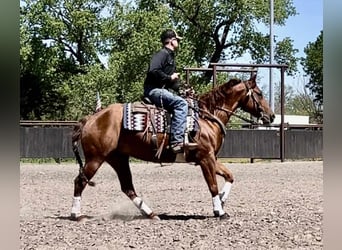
20, 161, 323, 249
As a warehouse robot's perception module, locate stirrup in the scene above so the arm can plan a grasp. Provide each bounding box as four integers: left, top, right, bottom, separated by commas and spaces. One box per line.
184, 142, 197, 150
171, 143, 183, 154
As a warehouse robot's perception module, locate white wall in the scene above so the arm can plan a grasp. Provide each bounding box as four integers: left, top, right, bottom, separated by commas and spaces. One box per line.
273, 114, 309, 125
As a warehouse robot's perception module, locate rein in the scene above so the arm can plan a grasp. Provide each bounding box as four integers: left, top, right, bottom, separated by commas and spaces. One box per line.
187, 96, 259, 129
185, 79, 262, 127
181, 78, 265, 145
190, 105, 226, 135
188, 104, 226, 156
215, 106, 259, 125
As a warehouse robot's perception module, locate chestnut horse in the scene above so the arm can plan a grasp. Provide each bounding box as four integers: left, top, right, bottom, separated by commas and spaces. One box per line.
71, 74, 274, 220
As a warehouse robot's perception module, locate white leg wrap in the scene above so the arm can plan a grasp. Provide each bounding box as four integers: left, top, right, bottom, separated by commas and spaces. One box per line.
133, 197, 153, 216
219, 182, 232, 203
212, 195, 225, 216
71, 196, 81, 217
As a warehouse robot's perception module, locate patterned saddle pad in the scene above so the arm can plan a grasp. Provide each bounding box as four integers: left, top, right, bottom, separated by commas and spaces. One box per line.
123, 99, 199, 133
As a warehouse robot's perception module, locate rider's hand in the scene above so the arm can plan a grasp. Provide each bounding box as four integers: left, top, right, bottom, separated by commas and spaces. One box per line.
170, 73, 180, 81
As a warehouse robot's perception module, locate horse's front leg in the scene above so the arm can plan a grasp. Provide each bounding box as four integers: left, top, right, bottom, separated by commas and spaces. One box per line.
199, 156, 229, 219
215, 161, 234, 207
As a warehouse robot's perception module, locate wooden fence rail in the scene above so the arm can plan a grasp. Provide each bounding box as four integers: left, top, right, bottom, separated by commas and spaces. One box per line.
20, 123, 322, 160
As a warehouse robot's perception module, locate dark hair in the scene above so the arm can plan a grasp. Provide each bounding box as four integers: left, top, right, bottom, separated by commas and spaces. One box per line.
160, 29, 182, 44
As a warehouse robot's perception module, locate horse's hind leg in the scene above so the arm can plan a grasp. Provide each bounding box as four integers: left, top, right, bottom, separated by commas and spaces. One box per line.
71, 159, 103, 219
215, 161, 234, 207
106, 153, 160, 220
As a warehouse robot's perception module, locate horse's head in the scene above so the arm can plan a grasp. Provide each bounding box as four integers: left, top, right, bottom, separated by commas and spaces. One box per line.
238, 74, 275, 124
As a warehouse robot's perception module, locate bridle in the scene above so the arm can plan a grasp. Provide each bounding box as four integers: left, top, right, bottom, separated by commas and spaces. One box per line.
214, 81, 265, 125
241, 81, 266, 119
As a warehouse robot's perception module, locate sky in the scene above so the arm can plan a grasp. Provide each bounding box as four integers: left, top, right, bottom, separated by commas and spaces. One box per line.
276, 0, 323, 92
269, 0, 323, 88
276, 0, 323, 59
233, 0, 323, 93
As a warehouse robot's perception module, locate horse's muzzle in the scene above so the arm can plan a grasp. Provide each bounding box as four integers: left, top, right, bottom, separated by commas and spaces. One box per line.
260, 113, 275, 125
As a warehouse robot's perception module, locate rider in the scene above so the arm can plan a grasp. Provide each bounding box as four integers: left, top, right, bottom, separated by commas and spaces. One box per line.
143, 29, 197, 153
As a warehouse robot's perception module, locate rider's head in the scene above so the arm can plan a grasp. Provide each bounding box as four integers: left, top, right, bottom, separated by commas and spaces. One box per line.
160, 29, 182, 48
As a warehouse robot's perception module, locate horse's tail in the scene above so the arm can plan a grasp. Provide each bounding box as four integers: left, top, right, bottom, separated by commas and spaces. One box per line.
72, 116, 95, 187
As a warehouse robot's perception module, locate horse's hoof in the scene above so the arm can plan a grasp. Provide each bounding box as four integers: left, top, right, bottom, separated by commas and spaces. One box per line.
219, 213, 230, 220
152, 215, 161, 220
213, 211, 230, 219
148, 212, 161, 220
70, 213, 80, 221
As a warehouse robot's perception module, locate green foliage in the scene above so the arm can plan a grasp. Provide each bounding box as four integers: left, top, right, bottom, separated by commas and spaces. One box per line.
289, 90, 323, 124
168, 0, 298, 80
271, 78, 322, 124
20, 0, 303, 121
63, 64, 117, 119
20, 23, 70, 119
105, 3, 171, 102
274, 37, 298, 75
20, 0, 115, 120
272, 81, 296, 114
301, 30, 323, 107
21, 0, 113, 66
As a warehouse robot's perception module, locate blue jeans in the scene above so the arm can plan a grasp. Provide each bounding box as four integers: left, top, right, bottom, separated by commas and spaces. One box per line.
144, 88, 188, 144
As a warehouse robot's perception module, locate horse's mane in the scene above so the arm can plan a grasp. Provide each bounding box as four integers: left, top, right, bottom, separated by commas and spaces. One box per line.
198, 78, 242, 113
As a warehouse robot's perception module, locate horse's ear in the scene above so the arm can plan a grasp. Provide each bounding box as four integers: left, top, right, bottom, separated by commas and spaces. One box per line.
249, 73, 257, 88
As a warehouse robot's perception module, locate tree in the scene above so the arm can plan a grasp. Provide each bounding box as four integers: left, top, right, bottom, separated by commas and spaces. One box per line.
63, 64, 117, 119
64, 2, 180, 118
290, 90, 323, 124
301, 30, 323, 107
20, 0, 302, 120
167, 0, 298, 81
267, 76, 323, 124
21, 0, 113, 68
274, 37, 298, 75
103, 2, 172, 103
20, 13, 69, 120
284, 76, 323, 124
272, 81, 296, 115
20, 0, 115, 119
